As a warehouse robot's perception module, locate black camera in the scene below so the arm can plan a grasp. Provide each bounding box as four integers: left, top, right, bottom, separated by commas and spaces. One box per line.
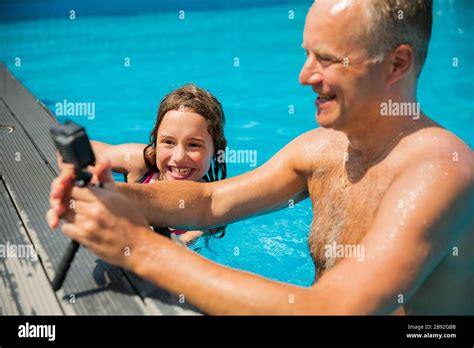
49, 120, 96, 291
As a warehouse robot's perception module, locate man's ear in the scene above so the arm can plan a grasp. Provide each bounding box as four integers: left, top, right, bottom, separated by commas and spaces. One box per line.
386, 44, 414, 86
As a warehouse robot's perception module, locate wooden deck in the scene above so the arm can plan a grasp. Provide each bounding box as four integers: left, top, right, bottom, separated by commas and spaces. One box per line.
0, 63, 200, 315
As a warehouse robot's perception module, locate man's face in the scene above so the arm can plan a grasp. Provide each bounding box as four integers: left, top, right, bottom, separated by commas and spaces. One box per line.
299, 0, 387, 131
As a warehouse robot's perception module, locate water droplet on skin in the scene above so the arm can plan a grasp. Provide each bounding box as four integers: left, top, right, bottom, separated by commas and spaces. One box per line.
390, 226, 398, 238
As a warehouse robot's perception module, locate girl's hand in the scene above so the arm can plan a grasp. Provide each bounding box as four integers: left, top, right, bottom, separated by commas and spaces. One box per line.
179, 230, 204, 245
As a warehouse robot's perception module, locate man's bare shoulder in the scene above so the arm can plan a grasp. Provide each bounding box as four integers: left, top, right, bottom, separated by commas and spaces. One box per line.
402, 123, 474, 177
291, 127, 347, 148
394, 123, 474, 220
285, 127, 347, 175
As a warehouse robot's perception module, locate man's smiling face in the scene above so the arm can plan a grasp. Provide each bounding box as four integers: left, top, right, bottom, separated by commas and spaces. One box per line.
299, 0, 388, 132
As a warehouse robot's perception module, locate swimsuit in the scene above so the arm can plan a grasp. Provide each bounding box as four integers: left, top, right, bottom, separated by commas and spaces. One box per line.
137, 170, 160, 184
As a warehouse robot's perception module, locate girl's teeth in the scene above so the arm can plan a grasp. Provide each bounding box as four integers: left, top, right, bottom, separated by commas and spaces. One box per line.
172, 167, 192, 175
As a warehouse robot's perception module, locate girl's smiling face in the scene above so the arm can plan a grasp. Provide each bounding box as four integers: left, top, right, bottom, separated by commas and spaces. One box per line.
155, 109, 214, 181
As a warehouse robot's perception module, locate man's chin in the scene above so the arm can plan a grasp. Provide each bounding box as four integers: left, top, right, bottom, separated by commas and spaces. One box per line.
315, 109, 341, 129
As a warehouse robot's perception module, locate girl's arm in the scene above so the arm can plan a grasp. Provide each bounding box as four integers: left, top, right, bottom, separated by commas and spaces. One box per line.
91, 141, 148, 182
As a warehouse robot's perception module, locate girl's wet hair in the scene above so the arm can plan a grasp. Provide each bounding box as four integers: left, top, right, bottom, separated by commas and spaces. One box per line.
143, 83, 227, 237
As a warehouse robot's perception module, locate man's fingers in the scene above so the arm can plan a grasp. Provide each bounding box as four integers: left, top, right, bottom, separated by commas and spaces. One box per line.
70, 185, 101, 202
50, 178, 65, 200
62, 222, 88, 246
62, 212, 103, 245
89, 158, 114, 185
50, 171, 75, 201
65, 200, 98, 215
51, 198, 68, 217
49, 179, 63, 201
47, 199, 89, 230
47, 206, 77, 228
58, 166, 75, 182
49, 175, 75, 219
46, 209, 59, 229
62, 207, 77, 223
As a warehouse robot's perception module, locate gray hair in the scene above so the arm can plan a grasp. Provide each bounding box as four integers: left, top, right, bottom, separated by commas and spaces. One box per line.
362, 0, 433, 78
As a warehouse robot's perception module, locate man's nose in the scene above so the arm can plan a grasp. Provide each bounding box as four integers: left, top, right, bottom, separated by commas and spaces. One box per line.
299, 61, 323, 86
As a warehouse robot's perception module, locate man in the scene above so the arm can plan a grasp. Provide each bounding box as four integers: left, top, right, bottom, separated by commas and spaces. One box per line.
47, 0, 473, 314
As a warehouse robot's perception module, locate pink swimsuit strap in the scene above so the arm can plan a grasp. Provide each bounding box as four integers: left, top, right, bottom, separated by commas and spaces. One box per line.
142, 171, 160, 184
171, 229, 187, 235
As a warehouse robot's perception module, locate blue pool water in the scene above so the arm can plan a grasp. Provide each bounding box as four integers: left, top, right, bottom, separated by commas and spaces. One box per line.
1, 0, 472, 287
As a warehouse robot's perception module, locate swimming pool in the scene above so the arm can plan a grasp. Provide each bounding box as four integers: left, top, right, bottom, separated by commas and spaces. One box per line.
1, 0, 472, 287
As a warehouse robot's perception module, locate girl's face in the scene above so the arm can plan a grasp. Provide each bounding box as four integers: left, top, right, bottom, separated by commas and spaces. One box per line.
155, 109, 214, 181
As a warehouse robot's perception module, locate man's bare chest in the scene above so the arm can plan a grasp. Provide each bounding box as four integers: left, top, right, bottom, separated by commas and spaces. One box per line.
307, 166, 395, 277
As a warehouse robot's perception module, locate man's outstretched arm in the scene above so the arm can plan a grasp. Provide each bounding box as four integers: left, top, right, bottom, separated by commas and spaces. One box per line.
113, 133, 313, 229
48, 131, 314, 231
128, 159, 473, 314
60, 156, 473, 314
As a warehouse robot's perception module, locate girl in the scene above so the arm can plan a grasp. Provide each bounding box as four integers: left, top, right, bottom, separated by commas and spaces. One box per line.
91, 84, 227, 244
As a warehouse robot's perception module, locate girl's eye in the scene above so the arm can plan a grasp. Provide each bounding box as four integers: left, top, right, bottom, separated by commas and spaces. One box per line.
161, 139, 174, 145
189, 143, 201, 148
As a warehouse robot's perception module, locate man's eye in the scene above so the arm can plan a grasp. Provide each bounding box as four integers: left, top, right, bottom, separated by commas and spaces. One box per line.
317, 56, 337, 67
319, 56, 333, 62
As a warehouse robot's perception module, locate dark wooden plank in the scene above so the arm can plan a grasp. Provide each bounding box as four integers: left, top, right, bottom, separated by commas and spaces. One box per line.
0, 180, 63, 315
0, 63, 59, 173
0, 63, 200, 314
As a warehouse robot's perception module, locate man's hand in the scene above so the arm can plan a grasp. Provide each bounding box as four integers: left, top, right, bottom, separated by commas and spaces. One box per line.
47, 158, 151, 269
47, 158, 115, 229
62, 180, 151, 269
